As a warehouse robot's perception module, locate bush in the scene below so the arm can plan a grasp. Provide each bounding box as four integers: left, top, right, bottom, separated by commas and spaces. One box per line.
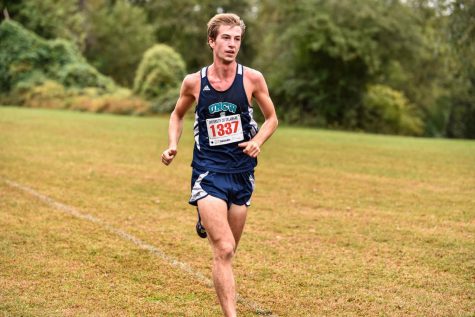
4, 80, 150, 115
0, 20, 149, 116
133, 44, 186, 101
70, 93, 150, 115
11, 71, 49, 92
0, 20, 48, 92
47, 39, 85, 67
58, 63, 115, 90
16, 80, 69, 109
149, 86, 180, 114
362, 84, 424, 135
0, 20, 116, 94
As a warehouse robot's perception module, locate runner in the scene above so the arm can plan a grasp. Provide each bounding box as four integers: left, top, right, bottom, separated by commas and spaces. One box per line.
161, 13, 278, 317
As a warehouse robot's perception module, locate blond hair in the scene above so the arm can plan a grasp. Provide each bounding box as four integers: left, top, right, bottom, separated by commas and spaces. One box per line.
207, 13, 246, 41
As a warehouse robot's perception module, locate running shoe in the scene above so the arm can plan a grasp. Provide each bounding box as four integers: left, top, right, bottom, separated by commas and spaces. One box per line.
196, 208, 207, 238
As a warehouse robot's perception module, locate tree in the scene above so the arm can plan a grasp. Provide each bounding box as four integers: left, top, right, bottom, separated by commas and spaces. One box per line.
362, 84, 423, 135
85, 0, 155, 86
140, 0, 256, 72
133, 44, 186, 100
255, 0, 429, 131
2, 0, 86, 51
0, 20, 115, 94
445, 0, 475, 138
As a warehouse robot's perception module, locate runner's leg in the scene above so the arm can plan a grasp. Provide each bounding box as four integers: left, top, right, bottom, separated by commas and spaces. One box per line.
227, 204, 247, 251
198, 196, 237, 317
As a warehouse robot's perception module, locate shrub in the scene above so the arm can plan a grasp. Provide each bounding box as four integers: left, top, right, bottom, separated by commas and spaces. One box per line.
69, 91, 149, 116
12, 71, 49, 92
133, 44, 186, 100
47, 39, 85, 66
362, 84, 424, 135
0, 20, 148, 116
0, 20, 48, 92
58, 63, 115, 90
0, 20, 116, 94
18, 80, 69, 109
149, 86, 180, 114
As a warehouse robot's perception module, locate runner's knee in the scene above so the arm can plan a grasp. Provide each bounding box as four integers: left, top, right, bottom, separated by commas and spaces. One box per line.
213, 241, 235, 261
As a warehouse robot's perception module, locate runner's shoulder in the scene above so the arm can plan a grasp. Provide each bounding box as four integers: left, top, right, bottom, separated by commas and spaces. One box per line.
243, 66, 264, 81
182, 71, 201, 92
243, 66, 267, 91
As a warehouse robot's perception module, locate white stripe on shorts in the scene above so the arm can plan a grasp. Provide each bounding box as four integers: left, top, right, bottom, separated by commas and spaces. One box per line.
189, 171, 209, 203
246, 174, 255, 206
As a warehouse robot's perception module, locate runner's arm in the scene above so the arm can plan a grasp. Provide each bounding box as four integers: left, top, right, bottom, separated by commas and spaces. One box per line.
239, 71, 278, 158
162, 75, 197, 166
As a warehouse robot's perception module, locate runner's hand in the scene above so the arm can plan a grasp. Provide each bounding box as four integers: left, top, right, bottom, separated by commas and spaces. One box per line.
161, 148, 177, 165
238, 141, 260, 158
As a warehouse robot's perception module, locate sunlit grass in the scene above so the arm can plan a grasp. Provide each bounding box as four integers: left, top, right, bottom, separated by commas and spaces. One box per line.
1, 106, 474, 316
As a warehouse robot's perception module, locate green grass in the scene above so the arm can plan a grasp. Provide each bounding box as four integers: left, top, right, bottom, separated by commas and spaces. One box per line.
1, 106, 474, 316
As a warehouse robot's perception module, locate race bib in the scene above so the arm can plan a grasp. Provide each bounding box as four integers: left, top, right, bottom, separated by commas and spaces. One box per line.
206, 114, 244, 146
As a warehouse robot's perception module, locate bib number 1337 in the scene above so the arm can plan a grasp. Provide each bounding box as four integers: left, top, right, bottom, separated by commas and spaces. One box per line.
206, 114, 244, 146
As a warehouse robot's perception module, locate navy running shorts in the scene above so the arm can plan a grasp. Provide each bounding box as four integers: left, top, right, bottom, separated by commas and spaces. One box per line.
189, 167, 255, 208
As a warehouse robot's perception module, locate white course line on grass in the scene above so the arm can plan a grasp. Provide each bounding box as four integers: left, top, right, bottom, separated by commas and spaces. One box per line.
5, 179, 277, 316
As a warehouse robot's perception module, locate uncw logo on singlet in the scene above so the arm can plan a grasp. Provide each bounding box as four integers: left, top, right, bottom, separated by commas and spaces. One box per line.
208, 102, 237, 114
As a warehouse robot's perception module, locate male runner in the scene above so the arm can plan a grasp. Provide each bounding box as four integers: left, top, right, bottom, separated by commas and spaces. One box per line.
161, 13, 278, 317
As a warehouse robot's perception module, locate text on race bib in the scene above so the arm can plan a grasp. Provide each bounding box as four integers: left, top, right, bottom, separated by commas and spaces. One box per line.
206, 114, 244, 146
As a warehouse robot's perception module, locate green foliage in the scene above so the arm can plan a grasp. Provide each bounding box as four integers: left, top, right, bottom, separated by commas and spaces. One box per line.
448, 0, 475, 72
362, 85, 423, 136
47, 39, 86, 66
140, 0, 255, 71
0, 19, 149, 115
445, 74, 475, 139
2, 0, 474, 138
58, 63, 114, 90
133, 44, 185, 101
16, 80, 69, 109
85, 0, 155, 86
11, 71, 48, 92
256, 0, 429, 130
14, 0, 86, 50
253, 0, 475, 137
149, 86, 180, 114
444, 0, 475, 138
0, 20, 115, 93
0, 19, 46, 92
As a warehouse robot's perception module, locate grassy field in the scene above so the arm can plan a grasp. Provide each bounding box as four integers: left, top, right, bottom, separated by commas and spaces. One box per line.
1, 106, 474, 316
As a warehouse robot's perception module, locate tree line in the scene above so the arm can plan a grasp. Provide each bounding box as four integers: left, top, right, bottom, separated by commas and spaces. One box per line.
1, 0, 473, 138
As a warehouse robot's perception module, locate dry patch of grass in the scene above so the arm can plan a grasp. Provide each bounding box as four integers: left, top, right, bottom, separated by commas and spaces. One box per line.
1, 106, 474, 316
0, 184, 223, 316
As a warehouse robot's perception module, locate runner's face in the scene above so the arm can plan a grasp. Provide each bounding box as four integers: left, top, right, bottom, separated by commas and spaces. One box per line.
209, 25, 242, 64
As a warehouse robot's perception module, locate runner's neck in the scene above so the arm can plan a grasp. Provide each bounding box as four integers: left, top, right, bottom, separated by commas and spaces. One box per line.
209, 62, 237, 82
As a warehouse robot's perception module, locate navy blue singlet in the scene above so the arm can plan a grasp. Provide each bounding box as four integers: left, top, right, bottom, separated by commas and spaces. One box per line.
191, 64, 259, 173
